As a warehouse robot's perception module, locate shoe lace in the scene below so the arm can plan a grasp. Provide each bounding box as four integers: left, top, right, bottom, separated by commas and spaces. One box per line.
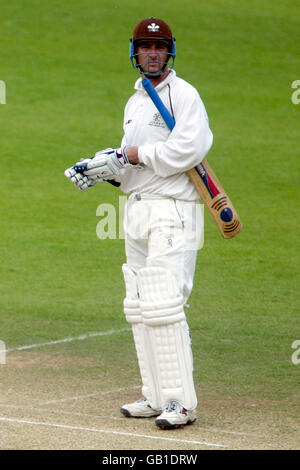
137, 397, 147, 403
165, 401, 182, 413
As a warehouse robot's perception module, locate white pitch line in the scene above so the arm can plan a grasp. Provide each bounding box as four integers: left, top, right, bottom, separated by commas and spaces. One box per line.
0, 416, 226, 448
0, 403, 266, 438
3, 328, 131, 354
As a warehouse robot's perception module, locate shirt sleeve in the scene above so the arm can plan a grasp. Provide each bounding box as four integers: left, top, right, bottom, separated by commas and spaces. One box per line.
138, 85, 213, 177
121, 135, 127, 147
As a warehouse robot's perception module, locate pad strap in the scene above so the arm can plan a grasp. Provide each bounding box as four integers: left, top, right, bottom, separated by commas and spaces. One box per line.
122, 264, 141, 324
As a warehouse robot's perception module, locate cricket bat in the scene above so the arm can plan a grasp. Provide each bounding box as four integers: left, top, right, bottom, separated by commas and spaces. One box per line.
142, 77, 242, 239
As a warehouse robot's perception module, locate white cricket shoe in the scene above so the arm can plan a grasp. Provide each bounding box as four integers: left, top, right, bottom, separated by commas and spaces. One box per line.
155, 400, 197, 429
120, 397, 161, 418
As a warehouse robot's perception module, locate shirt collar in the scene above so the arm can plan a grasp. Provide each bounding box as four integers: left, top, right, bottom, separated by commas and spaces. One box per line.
134, 69, 176, 93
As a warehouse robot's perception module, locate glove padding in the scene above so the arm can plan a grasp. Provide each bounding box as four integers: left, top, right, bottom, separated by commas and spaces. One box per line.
64, 167, 100, 191
73, 147, 130, 180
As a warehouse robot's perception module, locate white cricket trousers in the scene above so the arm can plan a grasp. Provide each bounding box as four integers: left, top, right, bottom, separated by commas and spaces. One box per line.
123, 193, 204, 410
123, 193, 204, 303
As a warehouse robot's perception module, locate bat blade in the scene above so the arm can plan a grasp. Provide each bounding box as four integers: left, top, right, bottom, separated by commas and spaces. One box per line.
186, 160, 242, 239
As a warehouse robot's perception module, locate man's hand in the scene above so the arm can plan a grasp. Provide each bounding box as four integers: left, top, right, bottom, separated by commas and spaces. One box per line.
64, 167, 101, 191
64, 146, 142, 191
73, 147, 132, 180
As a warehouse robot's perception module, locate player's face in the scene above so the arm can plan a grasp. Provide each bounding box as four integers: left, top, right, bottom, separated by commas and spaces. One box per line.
136, 40, 169, 75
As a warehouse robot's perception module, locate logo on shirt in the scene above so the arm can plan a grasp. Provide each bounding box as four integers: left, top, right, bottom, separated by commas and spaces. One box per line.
148, 112, 166, 128
148, 23, 160, 33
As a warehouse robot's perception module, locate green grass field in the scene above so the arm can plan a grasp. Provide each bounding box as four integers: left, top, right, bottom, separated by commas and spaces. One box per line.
0, 0, 299, 449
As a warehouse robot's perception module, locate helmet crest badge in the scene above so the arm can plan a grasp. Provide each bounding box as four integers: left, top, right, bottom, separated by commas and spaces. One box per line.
148, 23, 160, 33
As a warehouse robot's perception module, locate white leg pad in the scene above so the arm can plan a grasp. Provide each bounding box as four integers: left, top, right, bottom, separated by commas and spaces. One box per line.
122, 264, 161, 408
137, 267, 197, 410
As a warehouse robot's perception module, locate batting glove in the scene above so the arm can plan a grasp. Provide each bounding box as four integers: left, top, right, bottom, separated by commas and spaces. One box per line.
64, 166, 100, 191
73, 147, 131, 180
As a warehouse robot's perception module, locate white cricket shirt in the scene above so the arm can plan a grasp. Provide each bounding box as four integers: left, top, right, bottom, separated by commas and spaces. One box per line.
119, 70, 213, 201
